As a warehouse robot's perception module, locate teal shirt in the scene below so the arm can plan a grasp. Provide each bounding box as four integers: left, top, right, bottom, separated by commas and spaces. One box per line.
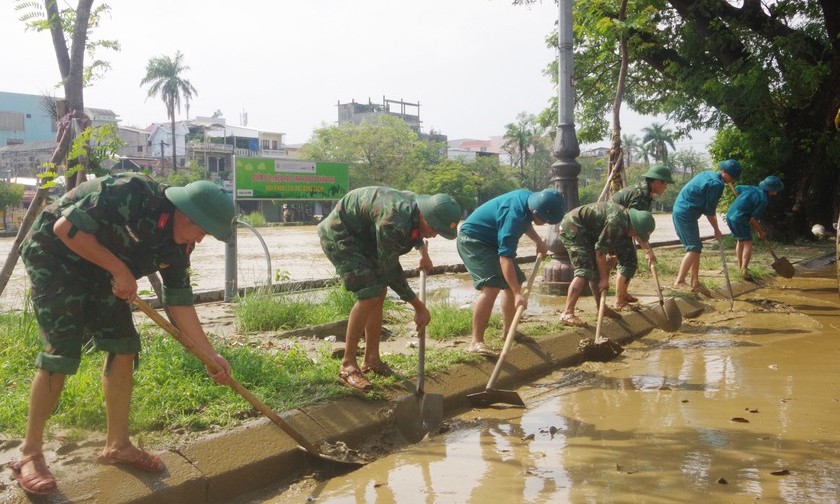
726, 185, 768, 223
674, 170, 725, 219
459, 190, 533, 257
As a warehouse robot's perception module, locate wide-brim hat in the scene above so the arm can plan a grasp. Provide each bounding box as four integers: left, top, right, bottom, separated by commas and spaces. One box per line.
759, 175, 784, 192
718, 159, 742, 180
416, 193, 461, 240
628, 208, 655, 243
527, 189, 566, 224
165, 180, 236, 241
643, 164, 675, 184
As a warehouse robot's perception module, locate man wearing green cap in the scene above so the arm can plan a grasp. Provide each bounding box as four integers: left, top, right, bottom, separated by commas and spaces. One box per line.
318, 186, 460, 391
725, 175, 784, 280
12, 174, 236, 495
610, 164, 674, 308
457, 188, 565, 357
558, 202, 656, 327
672, 159, 742, 292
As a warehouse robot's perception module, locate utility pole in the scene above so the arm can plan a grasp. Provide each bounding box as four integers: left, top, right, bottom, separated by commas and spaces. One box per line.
542, 0, 580, 295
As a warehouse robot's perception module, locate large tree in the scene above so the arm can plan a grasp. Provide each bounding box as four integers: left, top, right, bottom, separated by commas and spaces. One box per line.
299, 115, 430, 189
0, 0, 117, 296
521, 0, 840, 237
141, 51, 197, 173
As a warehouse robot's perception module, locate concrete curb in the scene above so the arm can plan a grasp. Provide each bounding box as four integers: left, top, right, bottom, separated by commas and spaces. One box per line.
5, 298, 709, 504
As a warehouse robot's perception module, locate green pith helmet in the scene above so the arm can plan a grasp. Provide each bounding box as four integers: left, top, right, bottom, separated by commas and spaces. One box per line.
527, 189, 566, 224
416, 193, 461, 240
759, 175, 784, 192
165, 180, 236, 241
718, 159, 742, 180
643, 164, 675, 184
628, 208, 656, 243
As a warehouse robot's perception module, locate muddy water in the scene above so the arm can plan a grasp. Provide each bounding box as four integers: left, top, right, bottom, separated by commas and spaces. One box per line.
248, 268, 840, 503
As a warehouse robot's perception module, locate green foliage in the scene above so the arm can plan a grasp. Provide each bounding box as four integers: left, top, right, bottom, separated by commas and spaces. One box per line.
527, 0, 840, 234
300, 116, 429, 189
14, 1, 120, 86
160, 162, 205, 187
465, 156, 519, 205
409, 159, 481, 213
68, 123, 125, 177
240, 211, 266, 228
0, 182, 24, 228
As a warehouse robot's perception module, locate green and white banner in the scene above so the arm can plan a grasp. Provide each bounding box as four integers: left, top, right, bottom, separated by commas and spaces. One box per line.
234, 157, 349, 200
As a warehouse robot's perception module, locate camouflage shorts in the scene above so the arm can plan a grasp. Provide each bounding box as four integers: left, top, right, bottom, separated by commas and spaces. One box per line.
318, 220, 386, 300
22, 248, 140, 375
559, 229, 600, 281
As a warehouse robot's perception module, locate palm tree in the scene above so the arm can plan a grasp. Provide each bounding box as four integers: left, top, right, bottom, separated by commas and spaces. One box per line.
503, 112, 539, 185
621, 133, 642, 168
141, 51, 198, 173
641, 122, 676, 163
636, 143, 652, 166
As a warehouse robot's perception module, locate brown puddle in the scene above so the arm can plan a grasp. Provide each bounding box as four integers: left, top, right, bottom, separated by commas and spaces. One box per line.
246, 267, 840, 503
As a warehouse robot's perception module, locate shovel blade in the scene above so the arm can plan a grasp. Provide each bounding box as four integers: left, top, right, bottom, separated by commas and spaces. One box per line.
772, 257, 795, 278
466, 389, 525, 408
394, 392, 444, 443
662, 298, 683, 332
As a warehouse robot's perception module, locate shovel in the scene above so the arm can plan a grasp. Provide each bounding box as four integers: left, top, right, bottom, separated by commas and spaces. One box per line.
764, 240, 795, 278
467, 253, 543, 408
394, 269, 444, 442
717, 236, 735, 310
132, 298, 366, 467
650, 262, 682, 332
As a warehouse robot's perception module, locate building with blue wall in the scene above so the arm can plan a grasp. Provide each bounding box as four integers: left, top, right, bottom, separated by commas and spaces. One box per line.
0, 91, 57, 146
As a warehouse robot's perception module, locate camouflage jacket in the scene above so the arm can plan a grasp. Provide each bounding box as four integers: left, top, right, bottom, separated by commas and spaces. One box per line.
21, 173, 195, 306
321, 186, 423, 301
611, 181, 652, 211
560, 201, 633, 257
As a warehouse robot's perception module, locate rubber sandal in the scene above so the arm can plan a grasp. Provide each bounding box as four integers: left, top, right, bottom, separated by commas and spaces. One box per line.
467, 342, 499, 358
361, 361, 394, 377
602, 306, 623, 319
691, 285, 712, 297
559, 314, 588, 327
97, 446, 165, 473
338, 368, 373, 391
10, 453, 57, 495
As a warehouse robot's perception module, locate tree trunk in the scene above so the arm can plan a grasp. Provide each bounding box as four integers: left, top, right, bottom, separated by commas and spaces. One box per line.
170, 111, 178, 173
605, 0, 629, 200
0, 0, 94, 297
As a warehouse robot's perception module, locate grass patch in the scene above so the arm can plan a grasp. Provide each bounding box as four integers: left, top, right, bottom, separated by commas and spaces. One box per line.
234, 283, 364, 333
425, 299, 502, 342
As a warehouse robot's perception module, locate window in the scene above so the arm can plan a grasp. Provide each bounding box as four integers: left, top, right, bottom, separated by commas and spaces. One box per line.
0, 112, 25, 132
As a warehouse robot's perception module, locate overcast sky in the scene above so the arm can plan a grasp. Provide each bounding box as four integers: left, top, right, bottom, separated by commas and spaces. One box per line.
1, 0, 712, 150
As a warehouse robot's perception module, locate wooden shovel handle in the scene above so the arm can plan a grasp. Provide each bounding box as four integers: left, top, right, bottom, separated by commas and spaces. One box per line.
132, 298, 321, 454
485, 253, 544, 390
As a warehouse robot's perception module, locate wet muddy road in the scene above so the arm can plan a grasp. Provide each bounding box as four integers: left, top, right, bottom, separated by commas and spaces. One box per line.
242, 268, 840, 503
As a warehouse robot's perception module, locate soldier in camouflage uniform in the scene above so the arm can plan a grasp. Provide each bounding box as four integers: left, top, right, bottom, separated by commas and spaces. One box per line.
610, 165, 673, 308
318, 186, 460, 391
558, 201, 655, 327
12, 174, 235, 495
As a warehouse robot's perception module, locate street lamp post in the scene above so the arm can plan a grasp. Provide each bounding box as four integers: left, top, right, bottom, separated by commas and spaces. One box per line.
542, 0, 580, 294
